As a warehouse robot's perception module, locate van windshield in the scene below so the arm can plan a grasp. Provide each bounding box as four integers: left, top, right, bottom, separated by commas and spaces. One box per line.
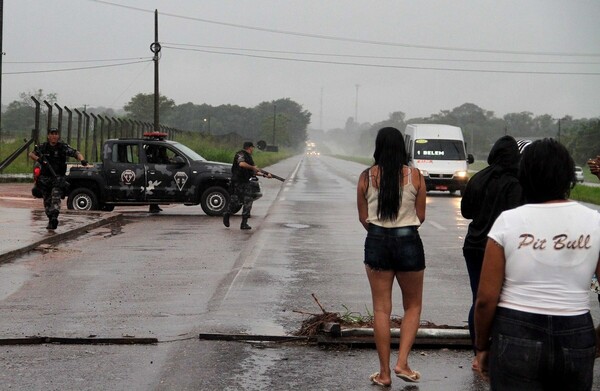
414, 139, 466, 161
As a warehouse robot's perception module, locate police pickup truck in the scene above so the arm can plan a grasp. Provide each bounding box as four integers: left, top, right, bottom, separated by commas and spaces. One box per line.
65, 132, 259, 215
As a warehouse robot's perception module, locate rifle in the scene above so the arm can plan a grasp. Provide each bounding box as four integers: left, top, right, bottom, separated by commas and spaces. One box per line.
34, 146, 58, 178
258, 169, 285, 182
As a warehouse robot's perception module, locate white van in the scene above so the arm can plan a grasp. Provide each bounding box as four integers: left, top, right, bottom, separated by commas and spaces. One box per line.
404, 124, 474, 196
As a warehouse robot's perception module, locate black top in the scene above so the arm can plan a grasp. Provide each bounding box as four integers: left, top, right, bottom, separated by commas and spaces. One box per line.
461, 136, 523, 250
36, 141, 79, 176
231, 149, 255, 183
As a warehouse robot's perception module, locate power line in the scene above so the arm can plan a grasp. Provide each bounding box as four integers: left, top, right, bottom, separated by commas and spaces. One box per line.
109, 60, 153, 107
3, 59, 152, 75
164, 43, 600, 66
162, 46, 600, 76
4, 56, 149, 64
88, 0, 600, 57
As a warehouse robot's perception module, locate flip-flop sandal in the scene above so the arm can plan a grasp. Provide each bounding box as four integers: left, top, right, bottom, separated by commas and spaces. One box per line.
395, 370, 421, 383
369, 372, 391, 387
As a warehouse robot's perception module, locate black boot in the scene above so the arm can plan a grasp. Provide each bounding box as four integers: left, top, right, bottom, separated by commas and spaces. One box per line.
47, 216, 58, 230
240, 217, 251, 230
149, 205, 162, 213
222, 213, 230, 227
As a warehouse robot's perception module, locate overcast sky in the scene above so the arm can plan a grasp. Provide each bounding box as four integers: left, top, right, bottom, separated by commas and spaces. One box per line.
3, 0, 600, 130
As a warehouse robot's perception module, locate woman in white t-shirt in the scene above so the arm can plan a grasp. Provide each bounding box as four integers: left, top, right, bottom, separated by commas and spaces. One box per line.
474, 138, 600, 390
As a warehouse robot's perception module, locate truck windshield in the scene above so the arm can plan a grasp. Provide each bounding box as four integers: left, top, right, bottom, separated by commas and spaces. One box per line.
171, 142, 207, 161
414, 139, 466, 161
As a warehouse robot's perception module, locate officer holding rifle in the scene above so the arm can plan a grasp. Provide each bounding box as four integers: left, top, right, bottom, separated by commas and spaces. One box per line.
223, 141, 271, 230
29, 127, 88, 230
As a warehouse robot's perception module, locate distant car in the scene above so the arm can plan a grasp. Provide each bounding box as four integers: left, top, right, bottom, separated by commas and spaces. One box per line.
574, 166, 584, 183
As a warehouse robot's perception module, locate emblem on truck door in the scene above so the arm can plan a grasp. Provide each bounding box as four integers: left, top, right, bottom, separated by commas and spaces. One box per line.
121, 169, 136, 185
174, 172, 188, 191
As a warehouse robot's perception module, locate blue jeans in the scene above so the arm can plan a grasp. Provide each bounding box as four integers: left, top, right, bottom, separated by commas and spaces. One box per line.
490, 307, 596, 391
463, 247, 484, 352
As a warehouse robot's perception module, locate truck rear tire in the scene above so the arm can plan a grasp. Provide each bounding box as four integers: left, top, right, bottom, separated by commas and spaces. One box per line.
67, 188, 99, 211
200, 186, 228, 216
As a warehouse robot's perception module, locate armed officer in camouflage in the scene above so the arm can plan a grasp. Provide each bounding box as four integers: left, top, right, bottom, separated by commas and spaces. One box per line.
29, 128, 88, 230
223, 141, 270, 230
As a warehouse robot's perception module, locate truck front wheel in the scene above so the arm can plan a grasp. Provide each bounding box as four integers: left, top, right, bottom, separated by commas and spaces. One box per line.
67, 188, 99, 211
200, 186, 229, 216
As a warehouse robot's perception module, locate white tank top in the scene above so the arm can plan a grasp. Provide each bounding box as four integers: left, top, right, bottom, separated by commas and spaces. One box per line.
366, 166, 421, 228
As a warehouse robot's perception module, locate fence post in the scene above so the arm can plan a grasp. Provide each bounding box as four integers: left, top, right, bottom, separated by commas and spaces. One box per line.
132, 120, 139, 138
115, 118, 122, 138
43, 100, 53, 131
112, 118, 120, 138
30, 97, 41, 145
83, 111, 90, 159
64, 106, 73, 145
98, 115, 105, 151
127, 119, 135, 139
106, 115, 112, 140
90, 113, 98, 162
73, 109, 82, 151
54, 103, 63, 133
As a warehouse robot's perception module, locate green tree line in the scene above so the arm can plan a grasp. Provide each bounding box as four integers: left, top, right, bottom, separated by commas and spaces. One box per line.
1, 91, 312, 151
2, 92, 598, 164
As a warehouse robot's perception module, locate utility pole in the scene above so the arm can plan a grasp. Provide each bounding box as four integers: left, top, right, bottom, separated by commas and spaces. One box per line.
354, 84, 360, 124
151, 9, 161, 132
319, 87, 323, 130
272, 104, 276, 145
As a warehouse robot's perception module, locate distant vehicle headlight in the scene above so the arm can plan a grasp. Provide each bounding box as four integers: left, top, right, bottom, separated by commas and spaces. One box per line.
419, 169, 429, 176
454, 171, 468, 178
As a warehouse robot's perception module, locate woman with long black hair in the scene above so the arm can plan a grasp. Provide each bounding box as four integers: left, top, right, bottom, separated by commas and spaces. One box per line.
357, 127, 427, 387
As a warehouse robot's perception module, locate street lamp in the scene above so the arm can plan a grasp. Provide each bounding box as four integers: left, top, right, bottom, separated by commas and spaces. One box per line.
554, 116, 567, 143
203, 116, 211, 134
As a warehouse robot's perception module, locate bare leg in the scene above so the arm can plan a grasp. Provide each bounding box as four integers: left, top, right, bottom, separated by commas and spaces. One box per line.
394, 270, 424, 376
366, 266, 395, 386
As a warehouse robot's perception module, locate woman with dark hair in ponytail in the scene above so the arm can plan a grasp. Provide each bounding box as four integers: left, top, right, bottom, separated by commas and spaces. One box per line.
357, 127, 427, 387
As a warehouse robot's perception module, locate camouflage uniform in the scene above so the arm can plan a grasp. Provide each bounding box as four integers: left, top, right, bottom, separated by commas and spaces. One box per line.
227, 149, 256, 219
34, 141, 80, 224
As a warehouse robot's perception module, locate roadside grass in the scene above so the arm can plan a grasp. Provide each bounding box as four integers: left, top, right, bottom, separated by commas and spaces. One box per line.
0, 139, 32, 174
571, 184, 600, 205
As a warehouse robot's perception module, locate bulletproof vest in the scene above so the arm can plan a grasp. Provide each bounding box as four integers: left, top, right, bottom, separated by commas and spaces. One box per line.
39, 142, 68, 176
231, 150, 254, 183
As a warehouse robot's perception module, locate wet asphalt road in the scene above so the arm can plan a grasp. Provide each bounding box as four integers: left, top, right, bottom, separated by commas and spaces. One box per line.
1, 155, 600, 390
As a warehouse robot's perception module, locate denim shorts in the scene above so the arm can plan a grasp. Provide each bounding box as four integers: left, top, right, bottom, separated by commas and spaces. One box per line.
364, 224, 425, 272
490, 307, 595, 391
